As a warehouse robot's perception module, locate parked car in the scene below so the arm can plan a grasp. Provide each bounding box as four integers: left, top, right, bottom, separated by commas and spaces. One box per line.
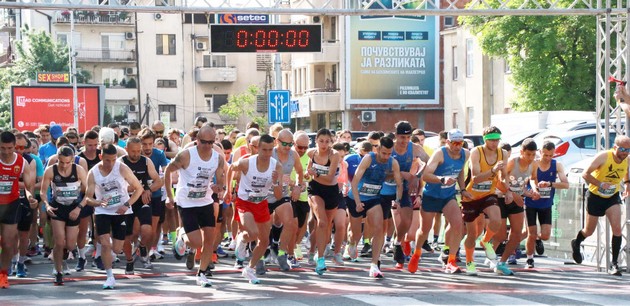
532, 129, 617, 170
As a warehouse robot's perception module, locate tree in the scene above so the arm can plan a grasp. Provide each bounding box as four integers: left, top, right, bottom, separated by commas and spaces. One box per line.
219, 85, 268, 131
461, 1, 596, 111
0, 28, 92, 128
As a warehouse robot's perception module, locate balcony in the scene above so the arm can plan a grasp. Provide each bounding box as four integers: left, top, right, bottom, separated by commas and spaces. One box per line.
76, 48, 136, 63
0, 10, 16, 32
105, 87, 137, 101
195, 67, 237, 83
54, 11, 133, 26
294, 41, 340, 64
306, 89, 341, 112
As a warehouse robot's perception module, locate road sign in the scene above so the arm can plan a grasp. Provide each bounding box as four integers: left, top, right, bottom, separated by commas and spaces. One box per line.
268, 90, 291, 124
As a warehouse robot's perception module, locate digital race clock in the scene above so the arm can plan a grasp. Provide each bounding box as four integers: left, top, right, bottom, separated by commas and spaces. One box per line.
210, 24, 322, 53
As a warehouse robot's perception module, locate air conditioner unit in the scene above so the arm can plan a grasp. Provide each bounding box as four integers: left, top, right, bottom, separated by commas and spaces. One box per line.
154, 13, 163, 21
312, 16, 321, 23
125, 32, 135, 40
128, 105, 137, 112
361, 111, 376, 123
125, 67, 137, 75
195, 42, 207, 51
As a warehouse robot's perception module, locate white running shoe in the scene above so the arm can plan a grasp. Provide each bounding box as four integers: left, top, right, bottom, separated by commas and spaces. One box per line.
484, 258, 497, 269
332, 253, 344, 266
242, 266, 260, 284
196, 274, 213, 287
235, 235, 248, 261
369, 264, 384, 279
102, 276, 116, 289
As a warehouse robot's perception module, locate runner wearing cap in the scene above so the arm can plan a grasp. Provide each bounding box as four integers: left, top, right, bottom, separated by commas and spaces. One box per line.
408, 129, 469, 274
460, 126, 512, 276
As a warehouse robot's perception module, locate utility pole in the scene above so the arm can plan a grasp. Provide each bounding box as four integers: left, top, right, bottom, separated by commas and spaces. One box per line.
70, 10, 78, 129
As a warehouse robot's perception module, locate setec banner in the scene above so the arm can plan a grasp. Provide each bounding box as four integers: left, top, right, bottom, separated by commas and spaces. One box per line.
345, 0, 439, 105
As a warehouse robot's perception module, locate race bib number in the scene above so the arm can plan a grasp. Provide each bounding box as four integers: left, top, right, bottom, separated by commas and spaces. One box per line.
441, 175, 458, 189
104, 192, 122, 206
359, 183, 382, 197
313, 164, 330, 176
281, 174, 292, 195
538, 187, 551, 199
472, 181, 492, 193
187, 187, 207, 199
598, 185, 617, 197
384, 179, 396, 187
56, 185, 80, 204
248, 189, 268, 203
0, 181, 13, 195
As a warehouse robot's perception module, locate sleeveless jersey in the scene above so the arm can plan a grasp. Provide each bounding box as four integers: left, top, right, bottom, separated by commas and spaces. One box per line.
291, 152, 310, 202
525, 160, 557, 209
269, 148, 296, 202
311, 150, 339, 179
382, 142, 414, 195
507, 157, 533, 196
349, 152, 393, 202
51, 164, 81, 205
0, 153, 24, 204
121, 156, 150, 191
464, 146, 503, 201
92, 161, 131, 215
19, 153, 33, 199
237, 156, 277, 204
175, 146, 220, 208
423, 147, 465, 199
588, 150, 628, 198
80, 150, 101, 170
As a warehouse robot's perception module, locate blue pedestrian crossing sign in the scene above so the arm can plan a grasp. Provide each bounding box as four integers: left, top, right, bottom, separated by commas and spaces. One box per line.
268, 90, 291, 124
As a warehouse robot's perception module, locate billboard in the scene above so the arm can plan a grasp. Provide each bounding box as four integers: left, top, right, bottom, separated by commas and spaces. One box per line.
345, 2, 439, 105
12, 86, 102, 133
217, 14, 269, 24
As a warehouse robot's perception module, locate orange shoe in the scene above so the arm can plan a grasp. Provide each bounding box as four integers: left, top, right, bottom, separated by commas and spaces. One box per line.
0, 270, 9, 289
195, 248, 202, 261
395, 262, 404, 269
212, 253, 218, 264
407, 254, 420, 274
402, 241, 411, 257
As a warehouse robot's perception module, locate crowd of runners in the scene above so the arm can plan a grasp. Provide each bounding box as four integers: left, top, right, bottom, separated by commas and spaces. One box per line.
0, 115, 626, 289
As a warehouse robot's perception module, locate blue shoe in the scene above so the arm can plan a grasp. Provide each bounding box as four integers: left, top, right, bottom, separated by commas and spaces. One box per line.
8, 261, 15, 276
16, 262, 27, 278
216, 246, 228, 258
94, 256, 104, 270
494, 262, 514, 276
507, 255, 517, 265
315, 257, 326, 275
515, 248, 523, 259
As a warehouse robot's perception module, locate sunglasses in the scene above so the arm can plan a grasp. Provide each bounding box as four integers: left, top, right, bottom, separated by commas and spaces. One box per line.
296, 145, 309, 150
450, 141, 464, 146
15, 145, 25, 150
280, 141, 294, 147
154, 130, 164, 135
198, 139, 215, 145
618, 147, 630, 153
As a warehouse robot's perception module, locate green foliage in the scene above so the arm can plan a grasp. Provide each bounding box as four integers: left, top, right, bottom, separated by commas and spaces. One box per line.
461, 0, 596, 111
219, 85, 267, 130
0, 28, 92, 129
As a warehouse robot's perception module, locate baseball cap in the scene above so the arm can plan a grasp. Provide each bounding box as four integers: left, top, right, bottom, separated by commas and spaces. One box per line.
395, 121, 413, 135
50, 124, 63, 139
447, 129, 464, 142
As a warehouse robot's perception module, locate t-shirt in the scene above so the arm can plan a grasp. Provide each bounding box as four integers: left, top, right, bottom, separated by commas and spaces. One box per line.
39, 142, 57, 166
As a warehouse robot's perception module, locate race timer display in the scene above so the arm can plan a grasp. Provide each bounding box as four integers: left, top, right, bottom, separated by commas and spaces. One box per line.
210, 24, 322, 53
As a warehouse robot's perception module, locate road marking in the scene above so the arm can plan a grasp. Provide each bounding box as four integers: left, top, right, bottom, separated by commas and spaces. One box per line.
345, 294, 432, 305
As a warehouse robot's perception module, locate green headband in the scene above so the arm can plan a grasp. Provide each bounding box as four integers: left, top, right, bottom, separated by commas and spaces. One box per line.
483, 132, 501, 141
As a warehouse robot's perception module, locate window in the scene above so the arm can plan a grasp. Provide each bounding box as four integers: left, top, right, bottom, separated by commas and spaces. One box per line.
102, 68, 125, 85
452, 112, 458, 129
467, 106, 474, 133
204, 94, 228, 112
452, 46, 458, 81
156, 34, 176, 55
158, 104, 176, 121
156, 0, 174, 6
203, 55, 227, 68
466, 39, 474, 77
157, 80, 177, 88
256, 95, 266, 113
444, 16, 455, 27
101, 33, 125, 50
57, 32, 81, 49
256, 54, 271, 71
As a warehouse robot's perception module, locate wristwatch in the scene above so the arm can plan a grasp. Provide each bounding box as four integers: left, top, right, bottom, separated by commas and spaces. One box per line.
123, 201, 130, 208
440, 177, 446, 184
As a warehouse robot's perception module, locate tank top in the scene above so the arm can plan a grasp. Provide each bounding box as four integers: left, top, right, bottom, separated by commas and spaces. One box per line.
80, 150, 101, 170
507, 157, 533, 196
19, 153, 33, 199
382, 142, 414, 194
269, 148, 296, 202
423, 147, 465, 199
525, 160, 557, 209
121, 156, 149, 191
311, 150, 339, 183
175, 146, 220, 208
464, 146, 502, 201
349, 152, 393, 202
51, 164, 81, 205
587, 150, 628, 198
291, 152, 310, 202
0, 153, 24, 204
93, 161, 131, 215
237, 155, 277, 204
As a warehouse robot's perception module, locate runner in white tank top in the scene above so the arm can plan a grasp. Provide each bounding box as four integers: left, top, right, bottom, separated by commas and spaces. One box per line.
164, 125, 226, 288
